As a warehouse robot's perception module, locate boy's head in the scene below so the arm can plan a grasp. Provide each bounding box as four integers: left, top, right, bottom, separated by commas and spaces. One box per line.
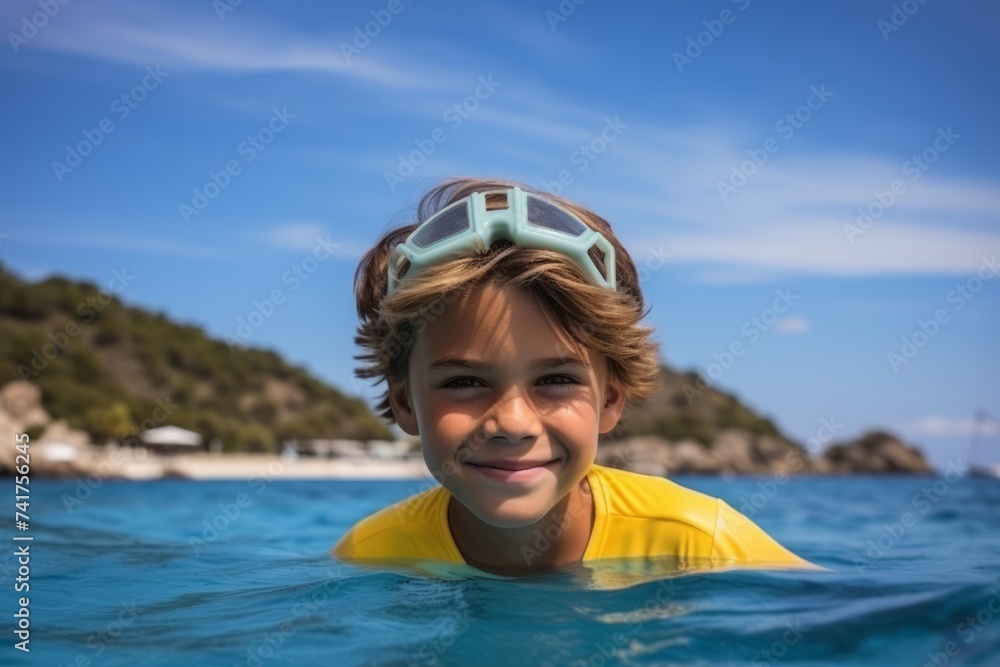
354, 177, 661, 417
353, 177, 661, 526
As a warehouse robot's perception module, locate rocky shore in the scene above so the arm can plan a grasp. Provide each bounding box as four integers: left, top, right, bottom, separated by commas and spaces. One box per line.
596, 429, 933, 476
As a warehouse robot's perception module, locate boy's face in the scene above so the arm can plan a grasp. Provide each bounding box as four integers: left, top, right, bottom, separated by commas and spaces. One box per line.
389, 283, 625, 529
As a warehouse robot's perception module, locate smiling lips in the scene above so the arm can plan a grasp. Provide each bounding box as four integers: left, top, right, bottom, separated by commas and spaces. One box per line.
467, 459, 558, 483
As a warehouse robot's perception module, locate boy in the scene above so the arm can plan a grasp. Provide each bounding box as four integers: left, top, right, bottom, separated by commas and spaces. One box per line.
334, 179, 815, 578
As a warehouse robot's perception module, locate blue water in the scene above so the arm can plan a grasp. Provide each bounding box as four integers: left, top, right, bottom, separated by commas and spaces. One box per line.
4, 472, 999, 666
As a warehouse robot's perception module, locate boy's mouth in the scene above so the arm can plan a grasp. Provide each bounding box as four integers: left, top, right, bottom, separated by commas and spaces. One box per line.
473, 458, 555, 470
466, 458, 559, 483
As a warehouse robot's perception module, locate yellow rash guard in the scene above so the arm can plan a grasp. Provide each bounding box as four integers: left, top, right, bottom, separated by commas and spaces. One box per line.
332, 463, 814, 570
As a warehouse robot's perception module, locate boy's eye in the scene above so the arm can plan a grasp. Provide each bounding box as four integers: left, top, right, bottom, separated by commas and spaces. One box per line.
441, 375, 580, 389
539, 375, 579, 386
442, 377, 485, 389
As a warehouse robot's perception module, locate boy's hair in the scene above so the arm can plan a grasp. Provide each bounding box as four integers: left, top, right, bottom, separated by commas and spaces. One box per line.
353, 177, 662, 426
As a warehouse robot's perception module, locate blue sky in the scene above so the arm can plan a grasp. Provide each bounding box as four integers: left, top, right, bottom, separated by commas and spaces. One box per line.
1, 0, 998, 469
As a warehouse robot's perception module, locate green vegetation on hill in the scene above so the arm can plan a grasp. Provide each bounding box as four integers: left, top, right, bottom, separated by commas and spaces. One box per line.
610, 367, 789, 448
0, 262, 391, 451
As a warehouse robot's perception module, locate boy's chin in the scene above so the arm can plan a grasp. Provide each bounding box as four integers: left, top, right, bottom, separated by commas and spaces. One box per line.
468, 496, 561, 529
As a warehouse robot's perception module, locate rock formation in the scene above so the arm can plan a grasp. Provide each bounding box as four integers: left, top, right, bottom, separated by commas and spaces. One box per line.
597, 428, 932, 475
822, 430, 933, 474
0, 380, 91, 476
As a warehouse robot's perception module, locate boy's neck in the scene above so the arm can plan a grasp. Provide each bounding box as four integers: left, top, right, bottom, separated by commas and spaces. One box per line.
447, 476, 594, 577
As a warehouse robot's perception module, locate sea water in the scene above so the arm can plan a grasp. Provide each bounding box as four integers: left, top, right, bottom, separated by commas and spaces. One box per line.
3, 472, 999, 666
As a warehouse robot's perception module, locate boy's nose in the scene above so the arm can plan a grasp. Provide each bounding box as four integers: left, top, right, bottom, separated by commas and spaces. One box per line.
481, 390, 541, 443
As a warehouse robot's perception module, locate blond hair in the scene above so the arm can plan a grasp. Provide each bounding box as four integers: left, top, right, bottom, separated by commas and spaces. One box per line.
353, 177, 662, 428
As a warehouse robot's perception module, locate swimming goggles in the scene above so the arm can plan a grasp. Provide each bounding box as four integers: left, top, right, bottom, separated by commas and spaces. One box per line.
386, 187, 616, 295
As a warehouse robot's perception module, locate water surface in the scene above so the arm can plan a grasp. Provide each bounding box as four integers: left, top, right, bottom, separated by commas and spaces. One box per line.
4, 473, 999, 666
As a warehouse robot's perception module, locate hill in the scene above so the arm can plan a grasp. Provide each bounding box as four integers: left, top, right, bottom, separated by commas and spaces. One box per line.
0, 262, 390, 451
600, 367, 932, 474
610, 366, 786, 446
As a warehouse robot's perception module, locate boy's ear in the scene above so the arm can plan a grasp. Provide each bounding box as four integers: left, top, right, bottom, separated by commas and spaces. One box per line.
388, 378, 419, 436
597, 378, 626, 435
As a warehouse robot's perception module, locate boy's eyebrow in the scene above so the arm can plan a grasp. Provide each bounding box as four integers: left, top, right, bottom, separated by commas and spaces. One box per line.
428, 356, 590, 371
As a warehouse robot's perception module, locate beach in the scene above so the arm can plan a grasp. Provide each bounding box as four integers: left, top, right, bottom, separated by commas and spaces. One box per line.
48, 449, 435, 481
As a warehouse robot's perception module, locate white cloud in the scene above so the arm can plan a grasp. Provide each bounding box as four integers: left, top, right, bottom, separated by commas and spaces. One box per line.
773, 315, 809, 335
908, 414, 1000, 437
468, 0, 591, 63
253, 223, 365, 259
20, 2, 458, 92
587, 123, 1000, 281
256, 222, 329, 251
651, 221, 1000, 277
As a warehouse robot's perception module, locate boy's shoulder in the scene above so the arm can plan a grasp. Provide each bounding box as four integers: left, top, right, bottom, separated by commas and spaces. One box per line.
588, 463, 814, 566
332, 483, 460, 563
588, 463, 721, 536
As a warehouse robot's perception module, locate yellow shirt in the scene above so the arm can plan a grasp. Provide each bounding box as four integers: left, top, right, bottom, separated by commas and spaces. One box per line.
332, 463, 813, 572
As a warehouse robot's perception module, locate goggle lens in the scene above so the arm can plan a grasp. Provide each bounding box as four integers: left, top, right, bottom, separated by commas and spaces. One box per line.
410, 201, 471, 248
525, 196, 587, 236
